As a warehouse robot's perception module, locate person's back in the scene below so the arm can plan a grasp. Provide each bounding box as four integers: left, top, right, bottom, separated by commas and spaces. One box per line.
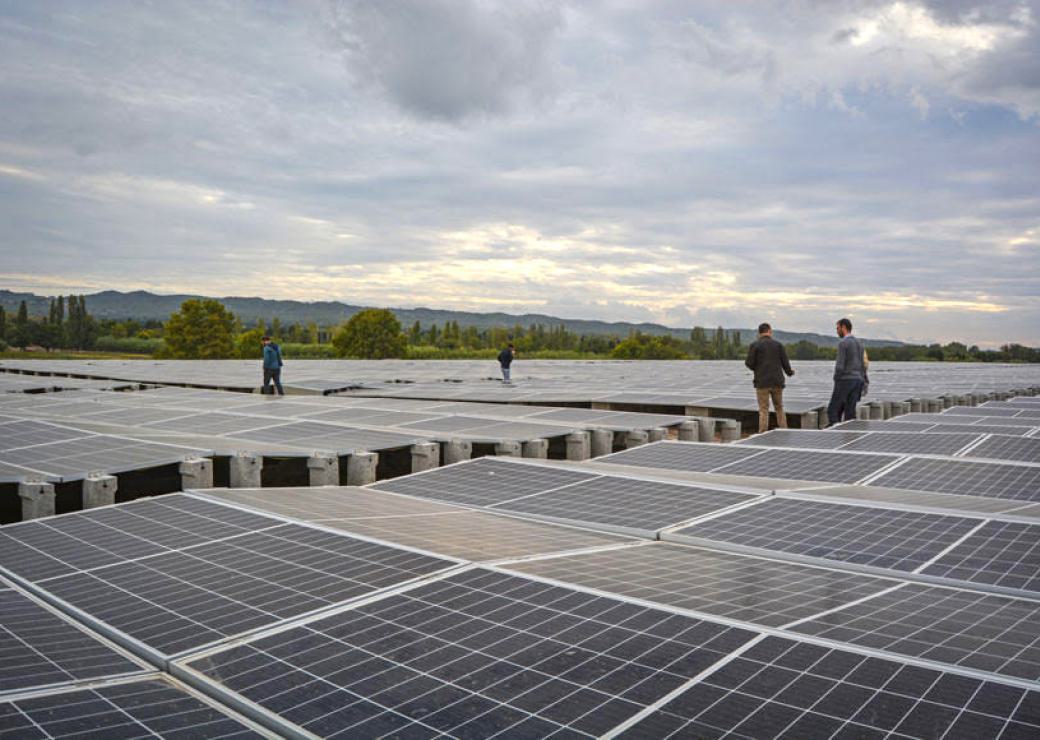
744, 324, 794, 433
260, 337, 284, 395
745, 335, 793, 389
834, 334, 865, 382
263, 342, 283, 369
498, 344, 515, 383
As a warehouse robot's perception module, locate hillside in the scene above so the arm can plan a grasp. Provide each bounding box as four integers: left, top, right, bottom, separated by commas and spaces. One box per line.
0, 289, 906, 348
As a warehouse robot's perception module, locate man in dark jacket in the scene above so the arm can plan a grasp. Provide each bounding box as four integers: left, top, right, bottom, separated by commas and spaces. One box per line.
498, 343, 515, 383
744, 323, 795, 433
827, 317, 868, 425
261, 336, 284, 395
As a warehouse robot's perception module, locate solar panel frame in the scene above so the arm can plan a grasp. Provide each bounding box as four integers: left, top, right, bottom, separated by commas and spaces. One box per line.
599, 441, 763, 472
922, 520, 1040, 595
966, 435, 1040, 464
871, 456, 1040, 502
711, 448, 902, 485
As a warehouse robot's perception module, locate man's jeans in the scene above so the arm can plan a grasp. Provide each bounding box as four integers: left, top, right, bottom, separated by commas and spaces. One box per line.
501, 366, 511, 383
828, 379, 863, 425
263, 368, 284, 395
755, 387, 787, 434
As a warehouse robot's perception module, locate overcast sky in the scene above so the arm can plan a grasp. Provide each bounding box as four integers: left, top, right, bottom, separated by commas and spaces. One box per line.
1, 1, 1038, 345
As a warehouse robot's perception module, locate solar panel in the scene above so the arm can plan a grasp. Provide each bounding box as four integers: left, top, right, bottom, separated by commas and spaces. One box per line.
792, 583, 1040, 681
620, 635, 1040, 739
0, 420, 95, 452
0, 459, 49, 484
711, 448, 900, 484
141, 412, 280, 435
181, 568, 757, 738
489, 476, 759, 535
0, 435, 210, 480
671, 498, 979, 572
369, 457, 598, 507
0, 582, 145, 694
227, 421, 422, 452
945, 406, 1023, 417
397, 415, 496, 432
737, 430, 864, 449
600, 441, 761, 472
32, 522, 456, 657
924, 423, 1035, 436
872, 457, 1040, 502
968, 435, 1040, 464
505, 543, 896, 628
841, 431, 982, 455
0, 495, 280, 582
831, 420, 936, 432
0, 677, 263, 738
922, 520, 1040, 594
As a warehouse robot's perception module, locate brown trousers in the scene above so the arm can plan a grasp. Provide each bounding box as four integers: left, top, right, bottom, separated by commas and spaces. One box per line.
755, 386, 787, 433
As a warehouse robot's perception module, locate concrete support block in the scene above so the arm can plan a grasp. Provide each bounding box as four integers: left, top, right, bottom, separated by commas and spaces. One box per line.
443, 439, 472, 465
856, 405, 870, 420
346, 452, 378, 486
799, 411, 818, 429
647, 427, 667, 443
590, 429, 614, 457
818, 411, 829, 429
591, 402, 612, 411
910, 398, 923, 413
19, 482, 55, 520
307, 453, 339, 487
410, 443, 440, 473
494, 440, 522, 458
678, 421, 700, 442
179, 457, 213, 490
229, 452, 262, 488
699, 417, 717, 441
566, 432, 591, 461
719, 419, 740, 443
522, 439, 549, 459
82, 474, 117, 509
625, 429, 649, 448
867, 402, 883, 420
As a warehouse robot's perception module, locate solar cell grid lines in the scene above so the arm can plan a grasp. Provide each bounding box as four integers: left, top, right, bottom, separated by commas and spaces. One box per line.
792, 583, 1040, 681
840, 431, 982, 456
968, 435, 1040, 464
601, 441, 761, 472
0, 582, 145, 694
182, 567, 758, 739
923, 520, 1040, 594
671, 498, 980, 573
489, 476, 760, 535
619, 634, 1040, 739
369, 456, 599, 507
711, 448, 901, 484
0, 434, 210, 480
0, 420, 95, 452
504, 544, 896, 628
0, 678, 265, 738
872, 457, 1040, 502
737, 430, 865, 449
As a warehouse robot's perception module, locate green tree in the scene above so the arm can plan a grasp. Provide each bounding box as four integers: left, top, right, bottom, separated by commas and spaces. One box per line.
0, 305, 7, 342
236, 323, 267, 359
332, 308, 406, 359
12, 301, 30, 349
408, 321, 422, 345
159, 299, 237, 358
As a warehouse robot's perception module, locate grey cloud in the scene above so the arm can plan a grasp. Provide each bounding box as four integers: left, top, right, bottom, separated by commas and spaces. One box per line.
322, 0, 564, 121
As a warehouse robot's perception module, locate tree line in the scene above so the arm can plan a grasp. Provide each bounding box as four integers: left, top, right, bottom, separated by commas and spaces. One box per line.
2, 297, 1038, 363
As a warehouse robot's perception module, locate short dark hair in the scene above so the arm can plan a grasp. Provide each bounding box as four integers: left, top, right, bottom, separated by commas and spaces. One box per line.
507, 343, 514, 348
837, 318, 852, 332
261, 335, 270, 341
758, 323, 771, 334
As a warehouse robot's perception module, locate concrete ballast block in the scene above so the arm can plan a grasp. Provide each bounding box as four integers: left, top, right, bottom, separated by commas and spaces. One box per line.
625, 429, 649, 449
494, 440, 522, 458
410, 443, 440, 473
443, 439, 473, 465
19, 482, 55, 520
82, 474, 117, 509
677, 421, 700, 442
647, 427, 667, 443
179, 457, 213, 489
719, 419, 740, 443
856, 405, 870, 420
698, 417, 718, 441
566, 432, 591, 461
799, 411, 818, 429
346, 452, 378, 486
590, 429, 613, 457
522, 439, 549, 459
229, 452, 262, 488
307, 453, 339, 486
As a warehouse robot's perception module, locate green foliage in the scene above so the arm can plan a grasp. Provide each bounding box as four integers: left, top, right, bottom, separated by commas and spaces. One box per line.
94, 336, 163, 354
332, 308, 407, 359
159, 299, 237, 359
611, 332, 688, 360
279, 342, 338, 359
236, 326, 267, 359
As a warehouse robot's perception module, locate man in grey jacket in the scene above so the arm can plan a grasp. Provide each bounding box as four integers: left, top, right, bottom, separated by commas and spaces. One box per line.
827, 318, 868, 425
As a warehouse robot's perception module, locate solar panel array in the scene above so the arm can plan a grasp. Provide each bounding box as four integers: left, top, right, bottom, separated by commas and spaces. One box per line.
4, 388, 1040, 736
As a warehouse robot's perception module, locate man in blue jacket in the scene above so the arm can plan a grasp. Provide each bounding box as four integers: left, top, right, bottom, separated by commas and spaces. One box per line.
827, 318, 868, 425
498, 343, 515, 383
261, 336, 284, 395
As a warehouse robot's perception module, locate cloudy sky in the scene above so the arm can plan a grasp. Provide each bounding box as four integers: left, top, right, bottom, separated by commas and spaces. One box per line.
1, 1, 1038, 345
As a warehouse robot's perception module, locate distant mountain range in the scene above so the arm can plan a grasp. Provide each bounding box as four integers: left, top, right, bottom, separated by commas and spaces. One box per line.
0, 289, 906, 348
